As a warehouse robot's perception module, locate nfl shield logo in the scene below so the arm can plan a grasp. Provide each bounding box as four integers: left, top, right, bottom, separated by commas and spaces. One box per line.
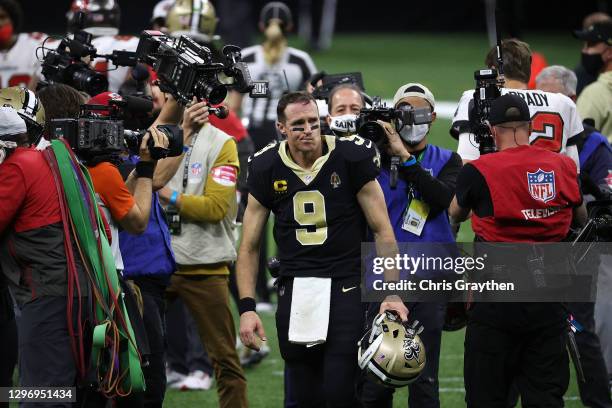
527, 169, 556, 203
191, 163, 203, 176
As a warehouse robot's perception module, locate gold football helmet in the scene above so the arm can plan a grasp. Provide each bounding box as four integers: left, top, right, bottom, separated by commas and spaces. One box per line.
0, 87, 45, 143
166, 0, 219, 41
358, 312, 426, 388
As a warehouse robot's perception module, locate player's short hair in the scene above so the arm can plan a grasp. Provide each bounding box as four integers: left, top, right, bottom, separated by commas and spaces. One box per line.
485, 38, 532, 84
327, 84, 365, 113
277, 91, 317, 123
0, 0, 23, 32
535, 65, 577, 97
37, 84, 87, 138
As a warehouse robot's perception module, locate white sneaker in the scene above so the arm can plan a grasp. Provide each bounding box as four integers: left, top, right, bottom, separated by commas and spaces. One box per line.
166, 369, 186, 387
178, 370, 213, 391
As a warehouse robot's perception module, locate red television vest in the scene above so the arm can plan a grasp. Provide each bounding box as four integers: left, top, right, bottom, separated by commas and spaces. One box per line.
470, 145, 581, 242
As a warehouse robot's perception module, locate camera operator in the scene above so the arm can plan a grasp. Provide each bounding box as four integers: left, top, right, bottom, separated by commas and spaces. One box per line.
452, 39, 583, 167
67, 0, 139, 93
86, 90, 179, 408
537, 65, 612, 408
360, 83, 462, 408
75, 91, 170, 275
0, 102, 89, 406
449, 94, 586, 407
155, 99, 248, 408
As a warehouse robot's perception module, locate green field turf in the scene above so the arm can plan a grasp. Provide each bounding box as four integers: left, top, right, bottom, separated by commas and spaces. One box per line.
168, 32, 585, 407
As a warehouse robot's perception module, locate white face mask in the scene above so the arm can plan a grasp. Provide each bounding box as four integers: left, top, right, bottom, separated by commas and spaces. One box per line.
329, 114, 358, 136
399, 124, 429, 145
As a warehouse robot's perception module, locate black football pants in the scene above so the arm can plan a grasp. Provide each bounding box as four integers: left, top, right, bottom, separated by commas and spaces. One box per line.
464, 304, 569, 408
276, 275, 365, 408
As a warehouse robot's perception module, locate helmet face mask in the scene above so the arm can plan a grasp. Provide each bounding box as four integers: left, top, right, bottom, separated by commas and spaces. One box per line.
0, 86, 45, 145
358, 312, 426, 388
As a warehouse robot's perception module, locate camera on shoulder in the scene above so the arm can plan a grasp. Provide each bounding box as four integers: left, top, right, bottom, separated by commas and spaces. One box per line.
136, 31, 269, 106
50, 98, 183, 162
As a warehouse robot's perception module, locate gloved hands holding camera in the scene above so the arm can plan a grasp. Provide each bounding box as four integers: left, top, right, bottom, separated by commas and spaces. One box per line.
377, 120, 411, 162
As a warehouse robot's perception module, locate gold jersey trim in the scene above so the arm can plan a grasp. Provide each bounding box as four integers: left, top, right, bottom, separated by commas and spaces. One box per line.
278, 135, 336, 185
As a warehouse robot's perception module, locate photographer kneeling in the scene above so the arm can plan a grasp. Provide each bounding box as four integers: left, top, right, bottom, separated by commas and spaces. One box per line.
360, 83, 462, 408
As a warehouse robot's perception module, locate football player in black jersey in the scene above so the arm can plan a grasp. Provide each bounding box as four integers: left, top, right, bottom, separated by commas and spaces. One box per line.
236, 91, 407, 407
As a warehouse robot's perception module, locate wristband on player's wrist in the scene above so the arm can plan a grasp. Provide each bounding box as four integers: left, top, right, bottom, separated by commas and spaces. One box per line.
135, 161, 155, 178
401, 156, 417, 167
169, 190, 179, 206
239, 297, 256, 315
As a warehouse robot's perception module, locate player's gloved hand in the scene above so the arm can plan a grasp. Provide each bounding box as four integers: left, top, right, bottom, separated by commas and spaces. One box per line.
240, 311, 267, 351
377, 120, 411, 162
379, 294, 409, 322
182, 98, 210, 142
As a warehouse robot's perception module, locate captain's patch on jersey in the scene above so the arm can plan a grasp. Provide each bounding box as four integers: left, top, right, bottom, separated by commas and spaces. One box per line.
211, 165, 238, 186
527, 169, 556, 203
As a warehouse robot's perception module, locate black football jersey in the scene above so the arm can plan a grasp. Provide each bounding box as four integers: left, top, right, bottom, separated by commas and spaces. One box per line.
247, 135, 381, 278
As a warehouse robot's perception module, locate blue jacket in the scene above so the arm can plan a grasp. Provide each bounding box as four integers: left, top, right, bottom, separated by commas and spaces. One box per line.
120, 192, 176, 278
579, 129, 612, 186
378, 144, 455, 244
365, 145, 458, 284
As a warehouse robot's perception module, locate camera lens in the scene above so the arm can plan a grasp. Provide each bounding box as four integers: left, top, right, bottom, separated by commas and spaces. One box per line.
358, 121, 385, 144
71, 66, 108, 96
197, 79, 227, 105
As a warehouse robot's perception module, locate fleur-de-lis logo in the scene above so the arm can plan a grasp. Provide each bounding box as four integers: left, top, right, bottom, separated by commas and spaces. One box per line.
403, 339, 421, 361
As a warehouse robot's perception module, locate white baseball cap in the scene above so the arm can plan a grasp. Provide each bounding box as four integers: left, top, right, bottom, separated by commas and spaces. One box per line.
392, 83, 436, 110
0, 107, 27, 137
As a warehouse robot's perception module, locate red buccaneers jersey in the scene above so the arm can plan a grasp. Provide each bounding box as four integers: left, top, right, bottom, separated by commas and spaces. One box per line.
0, 33, 47, 88
470, 145, 581, 242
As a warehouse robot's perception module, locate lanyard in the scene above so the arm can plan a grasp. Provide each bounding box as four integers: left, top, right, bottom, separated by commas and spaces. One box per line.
408, 145, 428, 200
182, 133, 199, 189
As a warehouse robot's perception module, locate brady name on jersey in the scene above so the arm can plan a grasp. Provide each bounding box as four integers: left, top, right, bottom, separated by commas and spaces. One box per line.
452, 87, 584, 161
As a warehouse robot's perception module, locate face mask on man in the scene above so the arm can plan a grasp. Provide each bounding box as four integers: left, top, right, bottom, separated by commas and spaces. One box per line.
329, 114, 357, 136
581, 52, 605, 76
399, 123, 429, 146
0, 23, 13, 45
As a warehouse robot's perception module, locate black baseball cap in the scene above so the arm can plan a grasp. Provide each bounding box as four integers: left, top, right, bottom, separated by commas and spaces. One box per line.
489, 94, 530, 126
573, 21, 612, 45
259, 2, 293, 28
